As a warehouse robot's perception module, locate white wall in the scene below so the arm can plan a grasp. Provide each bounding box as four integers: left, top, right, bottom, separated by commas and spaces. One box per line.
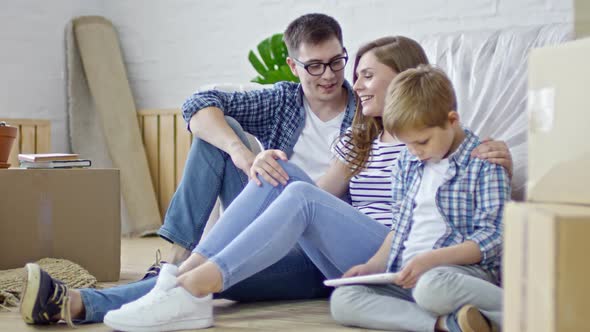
0, 0, 105, 153
0, 0, 572, 153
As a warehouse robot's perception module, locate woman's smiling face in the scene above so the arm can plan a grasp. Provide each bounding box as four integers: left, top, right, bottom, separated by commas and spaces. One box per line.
353, 51, 398, 118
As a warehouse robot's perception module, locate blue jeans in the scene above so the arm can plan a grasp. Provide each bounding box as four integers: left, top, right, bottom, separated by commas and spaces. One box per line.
79, 244, 327, 322
78, 119, 330, 323
330, 265, 501, 331
195, 162, 391, 290
157, 116, 251, 250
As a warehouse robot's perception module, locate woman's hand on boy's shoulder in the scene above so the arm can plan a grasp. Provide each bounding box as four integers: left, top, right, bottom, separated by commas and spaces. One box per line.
471, 138, 513, 179
395, 252, 438, 289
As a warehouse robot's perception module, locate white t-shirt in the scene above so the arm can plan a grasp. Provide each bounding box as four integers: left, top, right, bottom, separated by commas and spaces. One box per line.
290, 98, 344, 181
401, 159, 452, 266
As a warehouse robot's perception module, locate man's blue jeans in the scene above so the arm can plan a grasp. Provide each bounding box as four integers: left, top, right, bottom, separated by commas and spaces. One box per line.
78, 118, 330, 323
157, 117, 251, 250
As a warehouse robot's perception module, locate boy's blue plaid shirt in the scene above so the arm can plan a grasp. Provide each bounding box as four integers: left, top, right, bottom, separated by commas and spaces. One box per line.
386, 128, 511, 283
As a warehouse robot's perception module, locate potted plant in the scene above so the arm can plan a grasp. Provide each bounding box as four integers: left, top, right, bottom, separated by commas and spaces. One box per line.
248, 33, 299, 84
0, 121, 17, 168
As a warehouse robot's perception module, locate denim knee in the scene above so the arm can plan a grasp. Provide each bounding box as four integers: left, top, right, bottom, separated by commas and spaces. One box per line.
413, 268, 458, 315
275, 160, 314, 184
330, 286, 370, 326
224, 116, 252, 149
280, 181, 314, 199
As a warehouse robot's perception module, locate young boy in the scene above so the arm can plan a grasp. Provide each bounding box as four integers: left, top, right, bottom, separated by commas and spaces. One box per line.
330, 65, 510, 332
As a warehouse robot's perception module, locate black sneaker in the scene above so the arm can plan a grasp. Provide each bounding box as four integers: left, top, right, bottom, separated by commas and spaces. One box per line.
19, 263, 75, 327
446, 304, 492, 332
140, 249, 167, 280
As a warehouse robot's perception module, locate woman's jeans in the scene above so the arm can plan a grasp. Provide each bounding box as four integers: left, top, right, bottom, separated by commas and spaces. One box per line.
79, 159, 390, 323
194, 163, 390, 291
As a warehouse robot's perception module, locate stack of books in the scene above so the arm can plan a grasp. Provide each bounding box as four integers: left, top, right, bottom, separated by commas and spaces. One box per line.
18, 153, 92, 169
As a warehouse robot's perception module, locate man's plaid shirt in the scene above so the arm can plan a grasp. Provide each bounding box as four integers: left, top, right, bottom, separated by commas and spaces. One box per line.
386, 128, 510, 282
181, 81, 356, 157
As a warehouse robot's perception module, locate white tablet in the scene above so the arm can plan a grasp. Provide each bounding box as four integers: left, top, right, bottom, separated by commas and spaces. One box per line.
323, 272, 399, 287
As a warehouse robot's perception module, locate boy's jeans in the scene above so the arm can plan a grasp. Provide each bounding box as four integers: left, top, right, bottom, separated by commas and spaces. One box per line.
330, 265, 502, 331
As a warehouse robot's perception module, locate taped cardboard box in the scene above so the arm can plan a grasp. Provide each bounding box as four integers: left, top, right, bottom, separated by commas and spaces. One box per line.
0, 169, 120, 281
503, 202, 590, 332
527, 37, 590, 205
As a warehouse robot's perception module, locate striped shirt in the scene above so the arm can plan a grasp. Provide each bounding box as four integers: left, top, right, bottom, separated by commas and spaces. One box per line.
333, 129, 405, 226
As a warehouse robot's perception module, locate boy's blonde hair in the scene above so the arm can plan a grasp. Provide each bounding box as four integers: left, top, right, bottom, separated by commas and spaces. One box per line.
383, 65, 457, 137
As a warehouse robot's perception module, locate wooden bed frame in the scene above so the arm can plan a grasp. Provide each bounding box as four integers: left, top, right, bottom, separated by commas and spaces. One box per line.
137, 109, 192, 217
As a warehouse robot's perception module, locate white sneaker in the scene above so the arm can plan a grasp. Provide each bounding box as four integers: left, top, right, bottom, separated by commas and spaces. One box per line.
104, 286, 213, 332
120, 264, 179, 311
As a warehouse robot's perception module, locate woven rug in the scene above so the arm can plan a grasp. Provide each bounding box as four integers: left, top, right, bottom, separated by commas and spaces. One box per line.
0, 259, 97, 312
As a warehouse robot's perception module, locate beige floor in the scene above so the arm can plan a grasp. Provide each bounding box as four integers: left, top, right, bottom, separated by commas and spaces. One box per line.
0, 237, 377, 331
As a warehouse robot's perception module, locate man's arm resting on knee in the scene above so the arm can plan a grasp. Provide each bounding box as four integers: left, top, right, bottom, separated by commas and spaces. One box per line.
189, 107, 255, 175
191, 109, 292, 187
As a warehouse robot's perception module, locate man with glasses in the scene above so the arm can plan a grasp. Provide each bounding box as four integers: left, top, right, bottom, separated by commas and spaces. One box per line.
153, 12, 355, 300
291, 51, 348, 76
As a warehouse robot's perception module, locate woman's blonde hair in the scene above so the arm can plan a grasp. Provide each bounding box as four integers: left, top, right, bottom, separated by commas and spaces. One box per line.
344, 36, 429, 177
383, 65, 457, 137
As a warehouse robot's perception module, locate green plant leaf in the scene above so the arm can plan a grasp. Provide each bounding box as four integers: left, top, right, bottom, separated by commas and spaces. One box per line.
248, 50, 268, 77
262, 71, 278, 82
257, 37, 274, 71
248, 33, 299, 84
279, 64, 299, 82
251, 76, 267, 84
270, 33, 287, 66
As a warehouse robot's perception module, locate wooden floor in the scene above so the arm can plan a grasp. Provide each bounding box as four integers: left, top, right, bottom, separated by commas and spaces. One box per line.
0, 237, 377, 331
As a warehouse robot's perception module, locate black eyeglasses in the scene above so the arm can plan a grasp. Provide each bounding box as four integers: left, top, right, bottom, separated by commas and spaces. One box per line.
292, 50, 349, 76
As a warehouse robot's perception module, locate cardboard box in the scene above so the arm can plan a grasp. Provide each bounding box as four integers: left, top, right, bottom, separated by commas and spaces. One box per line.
503, 202, 590, 332
0, 169, 120, 281
527, 38, 590, 205
576, 0, 590, 39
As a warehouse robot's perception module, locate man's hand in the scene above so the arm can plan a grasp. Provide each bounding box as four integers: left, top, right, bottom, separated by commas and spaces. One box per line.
342, 262, 384, 278
249, 149, 289, 187
471, 138, 513, 179
228, 142, 256, 178
395, 252, 437, 289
